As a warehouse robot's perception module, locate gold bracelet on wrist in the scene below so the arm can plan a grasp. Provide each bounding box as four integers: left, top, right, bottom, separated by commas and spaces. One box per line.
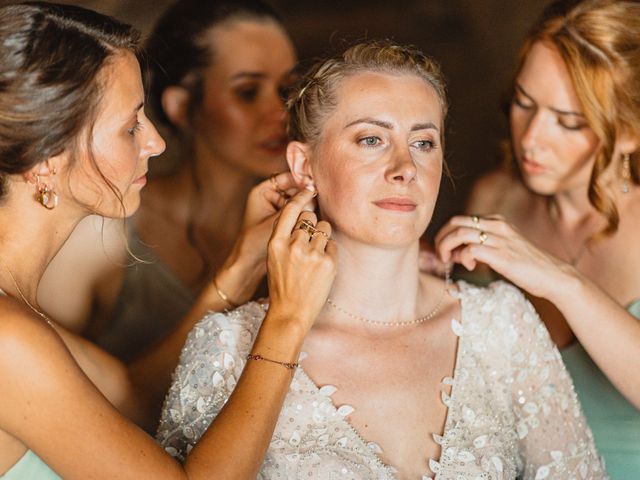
246, 353, 299, 371
213, 277, 238, 309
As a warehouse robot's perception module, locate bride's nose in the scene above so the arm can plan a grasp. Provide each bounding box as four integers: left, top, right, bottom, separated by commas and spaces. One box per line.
385, 147, 417, 184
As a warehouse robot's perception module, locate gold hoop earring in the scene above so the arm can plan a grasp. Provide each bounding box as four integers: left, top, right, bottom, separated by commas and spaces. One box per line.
621, 152, 631, 194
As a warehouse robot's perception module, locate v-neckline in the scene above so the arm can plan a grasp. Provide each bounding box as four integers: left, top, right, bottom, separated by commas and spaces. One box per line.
293, 282, 466, 479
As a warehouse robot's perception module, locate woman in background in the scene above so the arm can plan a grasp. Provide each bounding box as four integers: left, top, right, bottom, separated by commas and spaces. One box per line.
438, 0, 640, 476
38, 0, 297, 360
0, 3, 335, 478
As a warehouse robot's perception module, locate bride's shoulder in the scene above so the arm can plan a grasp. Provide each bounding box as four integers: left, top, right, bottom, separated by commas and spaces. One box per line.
456, 280, 540, 332
181, 301, 269, 354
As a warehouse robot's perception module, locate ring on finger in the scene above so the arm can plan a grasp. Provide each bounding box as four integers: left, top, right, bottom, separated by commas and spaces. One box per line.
297, 219, 316, 236
471, 215, 481, 230
311, 229, 329, 239
478, 230, 488, 245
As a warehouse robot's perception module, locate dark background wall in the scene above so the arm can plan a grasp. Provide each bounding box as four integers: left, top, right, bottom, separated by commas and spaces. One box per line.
56, 0, 552, 232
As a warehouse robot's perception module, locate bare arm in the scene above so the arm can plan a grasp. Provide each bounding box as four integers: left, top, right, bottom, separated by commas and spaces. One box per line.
436, 214, 640, 408
1, 187, 336, 478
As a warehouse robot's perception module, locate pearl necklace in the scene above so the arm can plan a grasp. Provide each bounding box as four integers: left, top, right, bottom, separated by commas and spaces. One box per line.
327, 269, 452, 327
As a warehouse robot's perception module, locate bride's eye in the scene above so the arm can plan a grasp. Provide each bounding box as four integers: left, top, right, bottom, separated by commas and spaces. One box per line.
412, 139, 435, 151
358, 136, 381, 147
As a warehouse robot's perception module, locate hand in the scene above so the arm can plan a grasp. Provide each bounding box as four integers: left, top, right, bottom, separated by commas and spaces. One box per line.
434, 214, 575, 300
418, 237, 449, 277
266, 188, 337, 333
216, 173, 309, 305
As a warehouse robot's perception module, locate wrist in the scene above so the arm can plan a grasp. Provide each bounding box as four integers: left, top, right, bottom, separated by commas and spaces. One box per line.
251, 311, 308, 362
545, 263, 585, 306
215, 254, 264, 307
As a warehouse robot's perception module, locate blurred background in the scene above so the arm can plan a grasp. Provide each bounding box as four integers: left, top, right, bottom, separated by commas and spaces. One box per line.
55, 0, 552, 232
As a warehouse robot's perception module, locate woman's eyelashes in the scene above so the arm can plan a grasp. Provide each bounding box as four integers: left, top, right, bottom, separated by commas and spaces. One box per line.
235, 84, 259, 103
512, 94, 534, 111
127, 120, 142, 136
358, 135, 382, 148
355, 134, 437, 153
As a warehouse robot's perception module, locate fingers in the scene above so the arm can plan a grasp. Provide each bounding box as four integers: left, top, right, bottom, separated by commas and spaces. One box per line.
291, 211, 318, 245
310, 220, 331, 251
271, 188, 316, 239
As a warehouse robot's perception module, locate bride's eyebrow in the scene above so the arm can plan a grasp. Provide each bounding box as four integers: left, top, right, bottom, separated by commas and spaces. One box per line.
344, 118, 393, 130
343, 118, 439, 132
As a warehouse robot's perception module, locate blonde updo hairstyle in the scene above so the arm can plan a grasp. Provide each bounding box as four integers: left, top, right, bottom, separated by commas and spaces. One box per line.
516, 0, 640, 236
287, 40, 448, 150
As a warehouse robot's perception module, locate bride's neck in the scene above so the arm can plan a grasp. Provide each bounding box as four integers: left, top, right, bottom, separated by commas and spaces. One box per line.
319, 235, 427, 327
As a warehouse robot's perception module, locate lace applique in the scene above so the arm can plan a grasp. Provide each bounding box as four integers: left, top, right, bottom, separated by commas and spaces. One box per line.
157, 281, 607, 479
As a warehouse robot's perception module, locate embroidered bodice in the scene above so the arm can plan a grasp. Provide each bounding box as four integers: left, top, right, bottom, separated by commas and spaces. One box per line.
157, 281, 606, 479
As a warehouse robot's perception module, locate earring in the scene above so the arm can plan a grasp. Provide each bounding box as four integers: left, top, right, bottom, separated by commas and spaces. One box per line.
33, 174, 59, 209
621, 152, 631, 194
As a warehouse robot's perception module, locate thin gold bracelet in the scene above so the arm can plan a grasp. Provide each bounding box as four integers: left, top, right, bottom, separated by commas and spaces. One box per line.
246, 353, 299, 370
212, 277, 238, 309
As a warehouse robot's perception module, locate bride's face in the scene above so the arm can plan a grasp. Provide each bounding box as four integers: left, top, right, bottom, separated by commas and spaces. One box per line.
310, 71, 443, 247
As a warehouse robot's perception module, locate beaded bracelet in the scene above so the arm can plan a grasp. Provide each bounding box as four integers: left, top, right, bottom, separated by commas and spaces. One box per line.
246, 353, 299, 370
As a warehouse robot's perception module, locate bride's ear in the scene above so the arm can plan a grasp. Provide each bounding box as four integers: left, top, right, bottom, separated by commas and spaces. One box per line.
286, 141, 315, 190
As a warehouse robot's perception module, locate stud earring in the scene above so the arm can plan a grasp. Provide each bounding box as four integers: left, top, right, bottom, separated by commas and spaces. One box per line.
621, 152, 631, 194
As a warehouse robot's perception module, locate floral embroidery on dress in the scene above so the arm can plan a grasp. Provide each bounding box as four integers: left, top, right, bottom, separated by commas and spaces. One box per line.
157, 281, 607, 479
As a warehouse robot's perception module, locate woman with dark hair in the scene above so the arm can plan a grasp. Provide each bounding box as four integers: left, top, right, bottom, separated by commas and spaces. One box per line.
437, 0, 640, 476
159, 40, 605, 480
39, 0, 297, 363
0, 2, 335, 478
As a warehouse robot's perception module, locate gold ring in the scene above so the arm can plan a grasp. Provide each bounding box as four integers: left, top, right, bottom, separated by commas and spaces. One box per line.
311, 229, 328, 239
297, 219, 316, 236
471, 215, 481, 230
270, 173, 289, 198
478, 231, 488, 245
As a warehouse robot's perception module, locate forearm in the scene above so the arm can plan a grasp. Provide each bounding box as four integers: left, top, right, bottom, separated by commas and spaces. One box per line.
185, 314, 305, 480
548, 268, 640, 408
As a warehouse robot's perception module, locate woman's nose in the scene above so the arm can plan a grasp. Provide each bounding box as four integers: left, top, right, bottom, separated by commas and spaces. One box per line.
386, 148, 417, 184
144, 119, 166, 159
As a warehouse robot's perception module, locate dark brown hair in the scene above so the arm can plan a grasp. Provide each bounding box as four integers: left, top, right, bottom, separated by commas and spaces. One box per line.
514, 0, 640, 237
145, 0, 283, 131
0, 1, 140, 201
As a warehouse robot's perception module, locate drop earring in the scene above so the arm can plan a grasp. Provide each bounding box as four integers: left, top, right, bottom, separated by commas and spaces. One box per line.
621, 152, 631, 194
33, 173, 59, 209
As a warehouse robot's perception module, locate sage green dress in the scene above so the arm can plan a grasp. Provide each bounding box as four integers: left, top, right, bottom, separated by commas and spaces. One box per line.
560, 300, 640, 479
0, 289, 61, 479
0, 450, 61, 480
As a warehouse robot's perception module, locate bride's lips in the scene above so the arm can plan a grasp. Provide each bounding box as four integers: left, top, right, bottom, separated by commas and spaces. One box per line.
373, 197, 417, 212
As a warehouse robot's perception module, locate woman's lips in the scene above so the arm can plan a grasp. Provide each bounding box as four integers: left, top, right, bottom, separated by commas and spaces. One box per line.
260, 137, 288, 155
521, 157, 547, 175
373, 197, 417, 212
133, 173, 147, 186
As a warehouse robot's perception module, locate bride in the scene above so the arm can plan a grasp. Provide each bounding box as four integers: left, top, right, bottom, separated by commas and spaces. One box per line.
158, 41, 605, 479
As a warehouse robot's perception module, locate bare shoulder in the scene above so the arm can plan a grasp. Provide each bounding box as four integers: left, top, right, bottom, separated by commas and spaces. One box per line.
466, 169, 534, 225
38, 215, 127, 330
0, 298, 70, 378
466, 169, 529, 217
